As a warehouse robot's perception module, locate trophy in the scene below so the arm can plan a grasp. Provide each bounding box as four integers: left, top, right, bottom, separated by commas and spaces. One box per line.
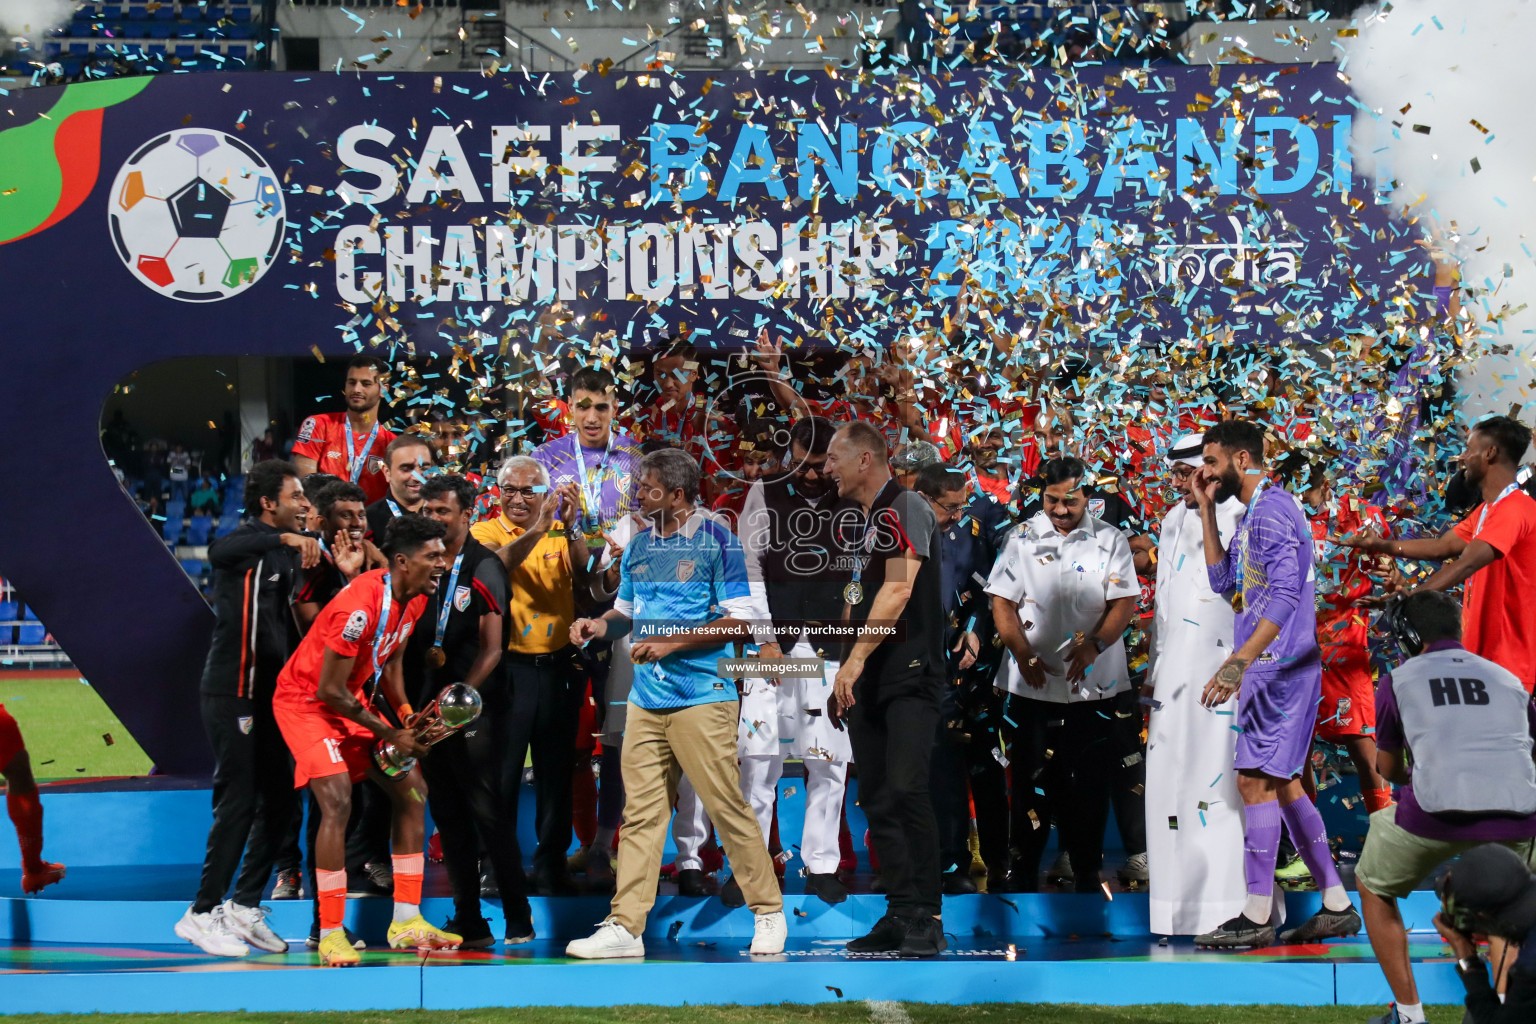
371, 682, 483, 777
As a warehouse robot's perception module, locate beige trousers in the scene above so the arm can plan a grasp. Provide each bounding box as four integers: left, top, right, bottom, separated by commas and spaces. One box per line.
609, 699, 782, 935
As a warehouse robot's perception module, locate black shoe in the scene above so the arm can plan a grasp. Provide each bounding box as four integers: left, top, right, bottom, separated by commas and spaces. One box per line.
804, 872, 848, 905
272, 869, 303, 900
479, 870, 500, 899
347, 862, 393, 898
504, 903, 535, 946
1279, 904, 1362, 944
444, 915, 495, 949
676, 868, 710, 897
942, 870, 978, 896
1000, 868, 1037, 893
719, 874, 745, 908
898, 915, 947, 958
306, 924, 366, 950
1195, 913, 1276, 949
847, 913, 909, 953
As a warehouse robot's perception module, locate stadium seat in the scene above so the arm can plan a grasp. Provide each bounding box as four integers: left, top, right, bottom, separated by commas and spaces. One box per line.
69, 42, 90, 55
186, 514, 213, 545
231, 6, 252, 22
103, 5, 123, 18
0, 601, 16, 622
20, 605, 38, 621
127, 5, 148, 18
17, 624, 47, 646
175, 43, 196, 58
153, 4, 175, 19
215, 513, 241, 538
227, 44, 248, 60
228, 24, 252, 38
178, 558, 206, 577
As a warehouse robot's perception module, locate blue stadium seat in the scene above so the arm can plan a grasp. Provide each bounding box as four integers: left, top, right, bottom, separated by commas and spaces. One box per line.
178, 558, 206, 576
0, 626, 12, 645
165, 498, 187, 520
17, 624, 47, 646
69, 42, 90, 55
103, 5, 123, 18
153, 5, 175, 19
227, 24, 251, 38
206, 5, 226, 19
0, 601, 17, 622
69, 22, 94, 37
147, 23, 172, 38
215, 513, 241, 538
227, 44, 247, 60
175, 43, 196, 58
186, 514, 214, 545
230, 6, 251, 22
20, 605, 37, 621
127, 5, 148, 18
161, 515, 183, 545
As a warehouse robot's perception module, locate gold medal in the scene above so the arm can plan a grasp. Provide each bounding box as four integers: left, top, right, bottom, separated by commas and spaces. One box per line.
426, 646, 446, 669
843, 582, 864, 605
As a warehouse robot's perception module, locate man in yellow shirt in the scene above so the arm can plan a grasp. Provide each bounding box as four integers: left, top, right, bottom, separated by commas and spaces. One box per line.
471, 455, 598, 895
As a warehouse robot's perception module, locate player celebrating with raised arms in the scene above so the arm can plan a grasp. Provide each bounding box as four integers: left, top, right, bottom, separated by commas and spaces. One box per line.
272, 514, 460, 966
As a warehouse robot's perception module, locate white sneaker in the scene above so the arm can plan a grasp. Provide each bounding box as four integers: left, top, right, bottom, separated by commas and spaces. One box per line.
750, 910, 787, 955
223, 900, 289, 953
174, 905, 250, 958
564, 918, 645, 960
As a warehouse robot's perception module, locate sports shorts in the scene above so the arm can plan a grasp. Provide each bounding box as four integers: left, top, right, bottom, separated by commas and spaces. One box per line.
0, 704, 24, 770
1316, 645, 1375, 741
1356, 804, 1536, 900
273, 701, 374, 788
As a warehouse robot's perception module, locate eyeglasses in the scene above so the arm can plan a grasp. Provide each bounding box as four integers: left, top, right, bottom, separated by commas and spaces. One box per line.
933, 500, 967, 515
502, 486, 542, 501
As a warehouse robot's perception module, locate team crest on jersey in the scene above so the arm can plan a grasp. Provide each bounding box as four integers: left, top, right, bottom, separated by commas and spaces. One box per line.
237, 716, 253, 735
454, 586, 472, 612
368, 456, 386, 475
342, 609, 368, 642
297, 417, 316, 443
1089, 498, 1105, 518
677, 559, 695, 582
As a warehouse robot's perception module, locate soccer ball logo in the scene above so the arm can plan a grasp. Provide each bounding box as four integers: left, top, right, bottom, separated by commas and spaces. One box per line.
107, 129, 284, 302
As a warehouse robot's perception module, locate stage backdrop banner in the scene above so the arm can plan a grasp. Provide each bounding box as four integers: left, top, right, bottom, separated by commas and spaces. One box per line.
0, 68, 1420, 773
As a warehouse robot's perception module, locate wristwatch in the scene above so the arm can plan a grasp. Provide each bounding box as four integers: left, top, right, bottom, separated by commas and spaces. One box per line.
1090, 635, 1110, 655
1456, 955, 1483, 975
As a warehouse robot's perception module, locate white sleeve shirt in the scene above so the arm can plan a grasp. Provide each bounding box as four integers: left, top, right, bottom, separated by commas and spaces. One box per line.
985, 511, 1142, 703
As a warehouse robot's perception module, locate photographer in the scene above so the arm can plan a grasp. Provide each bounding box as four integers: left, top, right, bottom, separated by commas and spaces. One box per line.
1357, 591, 1536, 1024
1435, 843, 1536, 1023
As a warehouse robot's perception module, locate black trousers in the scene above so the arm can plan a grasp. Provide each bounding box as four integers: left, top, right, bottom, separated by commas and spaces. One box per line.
194, 693, 297, 912
501, 649, 583, 881
422, 686, 528, 920
1002, 693, 1116, 894
1108, 688, 1147, 856
931, 706, 1009, 878
847, 674, 943, 918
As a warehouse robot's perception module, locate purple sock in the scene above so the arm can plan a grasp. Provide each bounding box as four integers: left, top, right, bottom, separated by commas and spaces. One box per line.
1243, 800, 1282, 898
1280, 798, 1343, 891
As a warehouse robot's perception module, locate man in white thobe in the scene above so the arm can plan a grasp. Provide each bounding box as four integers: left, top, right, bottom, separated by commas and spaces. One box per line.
1145, 433, 1249, 935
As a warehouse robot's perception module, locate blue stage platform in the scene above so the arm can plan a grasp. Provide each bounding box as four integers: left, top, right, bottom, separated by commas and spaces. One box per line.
0, 776, 1455, 1015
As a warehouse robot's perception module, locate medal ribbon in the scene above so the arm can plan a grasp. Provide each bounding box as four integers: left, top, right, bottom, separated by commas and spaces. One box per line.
369, 572, 395, 698
571, 436, 611, 531
343, 417, 381, 485
386, 497, 402, 518
1475, 481, 1520, 537
433, 552, 466, 649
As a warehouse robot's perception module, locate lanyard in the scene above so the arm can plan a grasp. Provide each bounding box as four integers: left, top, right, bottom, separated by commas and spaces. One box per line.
1476, 482, 1520, 537
851, 483, 893, 584
343, 417, 380, 485
571, 437, 611, 529
386, 497, 402, 518
369, 572, 395, 693
1234, 476, 1270, 576
433, 553, 466, 648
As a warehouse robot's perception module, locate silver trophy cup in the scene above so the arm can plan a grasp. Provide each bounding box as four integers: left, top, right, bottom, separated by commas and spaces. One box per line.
371, 682, 483, 777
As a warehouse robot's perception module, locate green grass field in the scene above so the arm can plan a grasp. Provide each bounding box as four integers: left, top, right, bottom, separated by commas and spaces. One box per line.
0, 675, 153, 780
0, 1007, 1468, 1024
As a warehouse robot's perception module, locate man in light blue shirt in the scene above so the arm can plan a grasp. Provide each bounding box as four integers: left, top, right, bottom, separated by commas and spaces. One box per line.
563, 448, 785, 960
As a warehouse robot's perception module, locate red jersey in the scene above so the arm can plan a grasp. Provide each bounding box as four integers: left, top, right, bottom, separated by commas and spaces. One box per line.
529, 396, 570, 441
1453, 489, 1536, 692
809, 397, 907, 449
1311, 498, 1386, 681
274, 569, 427, 711
292, 412, 395, 505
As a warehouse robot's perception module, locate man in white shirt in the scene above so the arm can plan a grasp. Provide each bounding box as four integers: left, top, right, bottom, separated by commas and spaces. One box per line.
1144, 433, 1249, 935
986, 456, 1140, 893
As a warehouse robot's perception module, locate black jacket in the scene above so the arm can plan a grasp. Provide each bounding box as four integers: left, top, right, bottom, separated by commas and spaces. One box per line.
199, 520, 303, 700
1461, 931, 1536, 1024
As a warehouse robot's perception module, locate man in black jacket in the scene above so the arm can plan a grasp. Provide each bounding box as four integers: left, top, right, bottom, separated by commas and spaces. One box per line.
1433, 843, 1536, 1024
174, 460, 319, 958
407, 474, 530, 948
